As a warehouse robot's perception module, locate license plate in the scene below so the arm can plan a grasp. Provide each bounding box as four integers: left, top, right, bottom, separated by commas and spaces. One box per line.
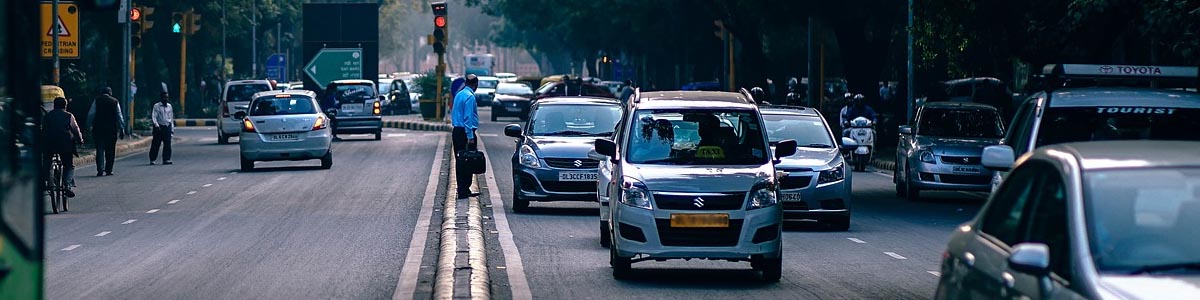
951, 166, 980, 174
270, 134, 299, 141
670, 213, 730, 228
558, 172, 597, 181
781, 193, 803, 202
506, 107, 523, 112
341, 103, 364, 112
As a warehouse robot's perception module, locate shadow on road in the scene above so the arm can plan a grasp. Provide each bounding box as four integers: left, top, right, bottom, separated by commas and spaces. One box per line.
616, 267, 773, 288
235, 165, 327, 173
514, 206, 598, 216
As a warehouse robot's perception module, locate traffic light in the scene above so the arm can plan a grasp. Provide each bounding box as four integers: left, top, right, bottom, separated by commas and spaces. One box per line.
188, 13, 201, 35
432, 28, 446, 54
430, 2, 448, 55
131, 7, 148, 47
171, 12, 183, 33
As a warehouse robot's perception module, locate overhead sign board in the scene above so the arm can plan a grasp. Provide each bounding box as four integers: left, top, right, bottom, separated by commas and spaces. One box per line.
266, 53, 288, 82
304, 48, 362, 88
41, 2, 80, 59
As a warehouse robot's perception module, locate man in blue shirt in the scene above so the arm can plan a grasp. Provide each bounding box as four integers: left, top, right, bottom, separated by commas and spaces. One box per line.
452, 74, 480, 198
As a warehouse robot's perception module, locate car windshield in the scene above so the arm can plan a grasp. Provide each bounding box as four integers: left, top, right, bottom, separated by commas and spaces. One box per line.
497, 83, 533, 96
249, 96, 317, 116
1037, 107, 1200, 147
627, 109, 768, 165
917, 108, 1004, 138
378, 81, 393, 94
1085, 168, 1200, 274
479, 79, 500, 89
335, 84, 377, 103
763, 114, 834, 148
226, 84, 272, 103
527, 104, 621, 137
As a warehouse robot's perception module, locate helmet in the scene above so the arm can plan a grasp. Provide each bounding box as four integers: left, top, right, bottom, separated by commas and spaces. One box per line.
787, 77, 799, 87
844, 93, 854, 100
854, 94, 865, 101
749, 87, 767, 103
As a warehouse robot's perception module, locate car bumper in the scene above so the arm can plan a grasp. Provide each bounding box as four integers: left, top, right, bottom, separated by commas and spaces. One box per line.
909, 161, 993, 191
513, 164, 597, 201
612, 204, 782, 260
333, 116, 382, 134
491, 101, 530, 117
239, 130, 332, 161
778, 173, 851, 221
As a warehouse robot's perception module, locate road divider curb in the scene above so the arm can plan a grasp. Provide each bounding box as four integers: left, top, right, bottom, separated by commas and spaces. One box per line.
383, 119, 452, 132
871, 158, 896, 172
173, 119, 218, 127
73, 137, 152, 166
433, 157, 491, 300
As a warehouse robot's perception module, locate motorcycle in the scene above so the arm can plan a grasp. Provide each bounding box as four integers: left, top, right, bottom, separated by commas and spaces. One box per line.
843, 117, 875, 172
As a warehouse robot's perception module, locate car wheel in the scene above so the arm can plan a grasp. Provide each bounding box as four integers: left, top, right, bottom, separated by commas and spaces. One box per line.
895, 163, 908, 197
610, 240, 632, 280
752, 254, 782, 282
827, 215, 851, 231
512, 189, 530, 213
320, 151, 333, 169
240, 157, 254, 171
218, 132, 229, 145
374, 131, 382, 141
600, 220, 611, 248
904, 167, 921, 201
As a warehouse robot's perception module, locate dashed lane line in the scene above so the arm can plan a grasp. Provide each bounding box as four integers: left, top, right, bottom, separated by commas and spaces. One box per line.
478, 133, 499, 137
94, 231, 111, 237
217, 177, 227, 181
146, 209, 160, 214
202, 184, 213, 188
61, 245, 81, 251
847, 238, 867, 244
884, 252, 908, 260
928, 271, 941, 277
121, 219, 137, 225
186, 191, 197, 195
168, 200, 180, 204
388, 133, 408, 137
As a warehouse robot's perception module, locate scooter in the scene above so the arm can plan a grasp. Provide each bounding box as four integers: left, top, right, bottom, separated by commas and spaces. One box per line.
843, 117, 875, 172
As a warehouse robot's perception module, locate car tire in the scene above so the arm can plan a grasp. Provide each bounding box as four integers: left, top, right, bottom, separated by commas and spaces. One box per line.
855, 154, 868, 172
827, 215, 851, 231
610, 241, 632, 280
905, 167, 921, 201
752, 255, 783, 282
512, 189, 530, 213
320, 151, 333, 169
600, 220, 611, 248
374, 131, 382, 141
218, 132, 229, 145
895, 164, 908, 197
240, 157, 254, 171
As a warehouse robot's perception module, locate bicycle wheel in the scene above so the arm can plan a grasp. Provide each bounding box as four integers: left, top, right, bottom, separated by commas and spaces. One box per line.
48, 168, 61, 214
57, 167, 68, 212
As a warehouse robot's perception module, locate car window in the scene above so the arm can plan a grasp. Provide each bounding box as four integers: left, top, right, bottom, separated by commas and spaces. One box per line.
1035, 107, 1200, 148
334, 84, 377, 103
378, 81, 393, 94
479, 80, 499, 89
1005, 96, 1037, 150
226, 84, 272, 103
249, 96, 318, 116
980, 162, 1047, 245
528, 104, 621, 137
627, 109, 767, 165
917, 108, 1005, 139
1022, 170, 1073, 283
763, 114, 834, 147
497, 83, 534, 96
1085, 168, 1200, 274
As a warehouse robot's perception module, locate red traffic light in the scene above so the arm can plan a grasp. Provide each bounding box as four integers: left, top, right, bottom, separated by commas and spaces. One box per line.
434, 16, 446, 28
131, 7, 143, 21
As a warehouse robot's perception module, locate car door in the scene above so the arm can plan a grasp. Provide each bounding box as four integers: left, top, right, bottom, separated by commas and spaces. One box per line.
897, 106, 924, 182
1008, 171, 1088, 300
954, 163, 1046, 299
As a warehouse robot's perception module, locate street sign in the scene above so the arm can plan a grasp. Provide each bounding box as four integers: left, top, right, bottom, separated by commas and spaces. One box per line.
304, 48, 362, 88
41, 2, 80, 59
266, 53, 288, 82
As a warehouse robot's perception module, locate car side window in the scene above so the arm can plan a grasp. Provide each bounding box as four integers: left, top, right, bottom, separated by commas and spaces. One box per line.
1004, 96, 1036, 148
1021, 171, 1073, 284
979, 163, 1043, 246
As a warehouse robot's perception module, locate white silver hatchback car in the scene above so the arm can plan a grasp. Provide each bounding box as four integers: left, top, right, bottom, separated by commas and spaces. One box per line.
238, 90, 333, 171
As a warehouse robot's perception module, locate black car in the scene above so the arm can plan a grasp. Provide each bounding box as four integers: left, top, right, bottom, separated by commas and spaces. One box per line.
533, 80, 616, 101
491, 82, 535, 121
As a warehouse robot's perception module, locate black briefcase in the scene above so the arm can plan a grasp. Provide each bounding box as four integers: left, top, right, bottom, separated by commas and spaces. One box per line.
457, 150, 486, 175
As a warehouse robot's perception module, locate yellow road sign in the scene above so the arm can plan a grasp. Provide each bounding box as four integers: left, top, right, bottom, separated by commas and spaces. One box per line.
41, 2, 80, 59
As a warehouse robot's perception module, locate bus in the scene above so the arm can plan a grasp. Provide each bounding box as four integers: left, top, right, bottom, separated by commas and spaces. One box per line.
464, 53, 495, 76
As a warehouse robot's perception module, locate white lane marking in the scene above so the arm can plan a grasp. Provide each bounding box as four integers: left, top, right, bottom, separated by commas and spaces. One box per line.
202, 183, 213, 188
388, 133, 408, 137
199, 138, 217, 142
477, 140, 533, 300
393, 136, 446, 300
217, 177, 227, 181
958, 191, 989, 198
423, 133, 439, 136
121, 219, 137, 225
168, 200, 180, 204
874, 171, 894, 178
61, 244, 81, 251
146, 209, 160, 214
186, 191, 197, 195
231, 171, 239, 174
847, 238, 867, 244
884, 252, 908, 260
478, 133, 498, 137
95, 231, 112, 237
928, 271, 941, 277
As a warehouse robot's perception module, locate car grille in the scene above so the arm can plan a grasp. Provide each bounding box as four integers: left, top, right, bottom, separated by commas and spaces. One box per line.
542, 181, 596, 193
655, 219, 744, 247
940, 156, 981, 165
654, 192, 745, 210
543, 158, 599, 169
782, 201, 810, 211
779, 175, 813, 190
939, 174, 991, 185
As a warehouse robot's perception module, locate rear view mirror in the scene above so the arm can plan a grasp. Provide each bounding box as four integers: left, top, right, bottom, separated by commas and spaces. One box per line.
504, 124, 523, 138
594, 139, 617, 157
774, 139, 797, 161
898, 125, 913, 135
841, 137, 859, 149
982, 145, 1015, 171
1008, 243, 1051, 276
233, 111, 247, 120
325, 109, 338, 117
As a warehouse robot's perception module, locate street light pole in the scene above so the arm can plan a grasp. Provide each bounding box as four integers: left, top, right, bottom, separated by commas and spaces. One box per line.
52, 0, 60, 85
252, 0, 257, 78
906, 0, 915, 125
222, 0, 227, 81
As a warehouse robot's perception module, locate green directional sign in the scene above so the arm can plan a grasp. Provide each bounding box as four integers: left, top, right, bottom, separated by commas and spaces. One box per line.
304, 48, 363, 88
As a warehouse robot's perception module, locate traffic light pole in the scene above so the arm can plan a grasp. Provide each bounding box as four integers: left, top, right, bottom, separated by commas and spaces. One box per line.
121, 0, 132, 135
179, 12, 189, 116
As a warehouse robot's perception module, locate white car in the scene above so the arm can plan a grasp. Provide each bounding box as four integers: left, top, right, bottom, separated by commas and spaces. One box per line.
238, 90, 333, 171
218, 80, 274, 144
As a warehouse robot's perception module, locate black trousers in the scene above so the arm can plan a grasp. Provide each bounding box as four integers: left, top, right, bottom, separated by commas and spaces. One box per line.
452, 127, 476, 195
94, 134, 117, 173
150, 127, 173, 162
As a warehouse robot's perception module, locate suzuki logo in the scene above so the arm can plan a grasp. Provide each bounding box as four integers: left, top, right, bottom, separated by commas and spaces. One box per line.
573, 160, 583, 167
693, 197, 706, 208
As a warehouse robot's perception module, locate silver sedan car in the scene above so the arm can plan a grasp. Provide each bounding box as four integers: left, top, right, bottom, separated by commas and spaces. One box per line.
937, 141, 1200, 300
238, 90, 334, 171
895, 102, 1005, 200
761, 107, 852, 230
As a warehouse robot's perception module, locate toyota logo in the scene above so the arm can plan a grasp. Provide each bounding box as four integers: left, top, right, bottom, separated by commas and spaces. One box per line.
1099, 66, 1114, 74
573, 160, 583, 167
693, 197, 706, 208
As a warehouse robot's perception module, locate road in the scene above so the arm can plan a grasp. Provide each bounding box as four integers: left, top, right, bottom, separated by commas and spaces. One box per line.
45, 109, 986, 300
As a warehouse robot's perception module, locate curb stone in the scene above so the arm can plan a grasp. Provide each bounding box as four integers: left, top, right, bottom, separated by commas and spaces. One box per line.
169, 118, 452, 132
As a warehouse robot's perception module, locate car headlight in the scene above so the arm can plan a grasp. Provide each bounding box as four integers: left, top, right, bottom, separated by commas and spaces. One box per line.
919, 151, 936, 163
817, 162, 846, 185
620, 178, 652, 209
519, 145, 540, 168
747, 180, 778, 210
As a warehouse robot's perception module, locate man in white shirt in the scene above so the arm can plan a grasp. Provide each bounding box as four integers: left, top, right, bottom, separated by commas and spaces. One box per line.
150, 92, 175, 165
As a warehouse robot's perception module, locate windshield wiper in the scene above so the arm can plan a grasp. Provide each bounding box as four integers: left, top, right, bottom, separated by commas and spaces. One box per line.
1126, 262, 1200, 275
541, 130, 594, 136
801, 143, 834, 148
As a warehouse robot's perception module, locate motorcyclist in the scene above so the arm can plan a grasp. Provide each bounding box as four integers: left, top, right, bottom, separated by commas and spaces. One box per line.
785, 77, 803, 106
748, 87, 770, 105
840, 94, 877, 136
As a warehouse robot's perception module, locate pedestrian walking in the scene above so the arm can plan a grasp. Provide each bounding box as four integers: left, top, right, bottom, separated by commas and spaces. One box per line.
42, 97, 83, 197
451, 74, 480, 199
150, 92, 175, 165
618, 79, 635, 105
87, 87, 125, 176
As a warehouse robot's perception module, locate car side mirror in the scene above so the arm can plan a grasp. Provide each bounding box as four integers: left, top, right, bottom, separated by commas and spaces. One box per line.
982, 145, 1015, 171
379, 95, 386, 101
841, 137, 859, 149
233, 111, 247, 120
899, 125, 913, 135
774, 139, 797, 162
324, 109, 338, 117
594, 139, 617, 157
504, 124, 523, 138
1008, 243, 1051, 277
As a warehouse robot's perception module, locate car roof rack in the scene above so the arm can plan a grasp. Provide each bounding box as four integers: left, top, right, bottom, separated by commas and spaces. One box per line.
1039, 64, 1200, 92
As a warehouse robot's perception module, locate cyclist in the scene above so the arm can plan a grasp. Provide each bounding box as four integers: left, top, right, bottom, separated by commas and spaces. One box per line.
42, 97, 83, 198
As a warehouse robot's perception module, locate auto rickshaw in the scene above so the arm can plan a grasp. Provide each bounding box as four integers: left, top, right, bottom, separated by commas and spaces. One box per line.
41, 85, 66, 112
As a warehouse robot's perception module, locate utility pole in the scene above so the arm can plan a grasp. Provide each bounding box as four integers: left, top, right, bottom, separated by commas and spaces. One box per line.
906, 0, 915, 125
807, 16, 818, 107
251, 0, 257, 78
121, 0, 132, 135
179, 10, 190, 116
52, 0, 60, 85
222, 0, 227, 81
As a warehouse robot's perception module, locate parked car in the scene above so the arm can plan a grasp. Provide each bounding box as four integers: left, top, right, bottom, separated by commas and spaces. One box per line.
491, 82, 535, 121
326, 79, 384, 140
594, 90, 797, 281
218, 80, 275, 144
936, 140, 1200, 300
761, 106, 852, 230
237, 90, 333, 171
505, 97, 622, 212
895, 102, 1005, 200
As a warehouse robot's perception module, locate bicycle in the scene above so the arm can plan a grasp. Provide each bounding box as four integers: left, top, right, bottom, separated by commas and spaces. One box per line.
46, 153, 68, 213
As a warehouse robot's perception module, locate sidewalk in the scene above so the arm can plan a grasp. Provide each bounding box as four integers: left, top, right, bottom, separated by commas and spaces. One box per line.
74, 135, 153, 166
169, 114, 451, 132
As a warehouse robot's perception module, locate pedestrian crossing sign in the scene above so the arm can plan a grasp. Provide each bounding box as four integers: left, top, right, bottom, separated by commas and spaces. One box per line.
40, 2, 80, 59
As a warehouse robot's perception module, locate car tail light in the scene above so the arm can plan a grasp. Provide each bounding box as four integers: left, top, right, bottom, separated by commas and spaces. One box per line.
242, 118, 256, 132
373, 101, 381, 115
312, 116, 328, 130
222, 103, 230, 118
